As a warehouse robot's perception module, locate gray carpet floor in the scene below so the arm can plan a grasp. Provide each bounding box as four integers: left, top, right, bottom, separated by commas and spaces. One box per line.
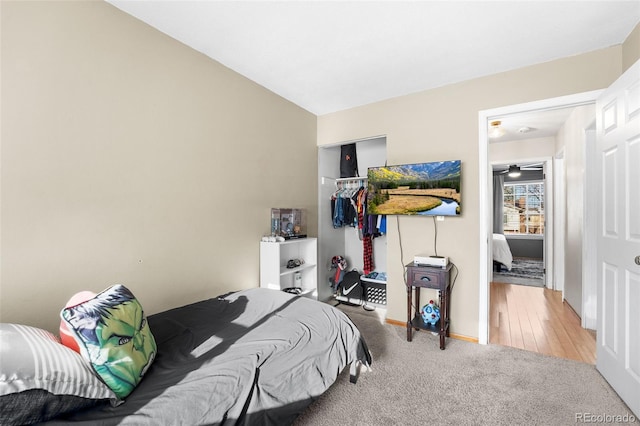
294, 304, 633, 426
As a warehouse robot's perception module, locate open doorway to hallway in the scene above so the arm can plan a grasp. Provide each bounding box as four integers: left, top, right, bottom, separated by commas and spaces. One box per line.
477, 90, 603, 349
485, 104, 597, 361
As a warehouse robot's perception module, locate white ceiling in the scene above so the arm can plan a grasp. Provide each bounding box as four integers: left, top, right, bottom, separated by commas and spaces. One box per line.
488, 106, 578, 142
106, 1, 640, 116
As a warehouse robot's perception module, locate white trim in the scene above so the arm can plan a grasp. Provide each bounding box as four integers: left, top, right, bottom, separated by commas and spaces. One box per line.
545, 158, 554, 290
582, 127, 597, 330
478, 90, 603, 345
553, 151, 565, 293
478, 118, 490, 345
317, 134, 386, 148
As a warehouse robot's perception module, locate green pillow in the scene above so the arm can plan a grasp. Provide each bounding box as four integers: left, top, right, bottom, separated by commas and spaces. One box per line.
61, 285, 157, 399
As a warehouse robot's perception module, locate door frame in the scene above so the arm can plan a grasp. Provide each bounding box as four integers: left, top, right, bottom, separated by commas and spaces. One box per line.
478, 89, 603, 345
490, 157, 552, 288
554, 150, 565, 294
582, 126, 598, 329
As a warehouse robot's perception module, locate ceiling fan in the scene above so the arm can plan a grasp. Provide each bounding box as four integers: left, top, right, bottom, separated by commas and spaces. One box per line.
497, 163, 543, 177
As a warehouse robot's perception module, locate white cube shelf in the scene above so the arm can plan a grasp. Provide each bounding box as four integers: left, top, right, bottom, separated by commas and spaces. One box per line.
260, 238, 318, 298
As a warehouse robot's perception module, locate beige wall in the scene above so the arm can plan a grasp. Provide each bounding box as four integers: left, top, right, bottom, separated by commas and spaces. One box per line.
318, 47, 623, 339
489, 136, 556, 164
2, 2, 636, 339
0, 1, 317, 332
557, 104, 596, 319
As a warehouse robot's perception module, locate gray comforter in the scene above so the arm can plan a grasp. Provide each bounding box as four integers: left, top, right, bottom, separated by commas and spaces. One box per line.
48, 288, 371, 425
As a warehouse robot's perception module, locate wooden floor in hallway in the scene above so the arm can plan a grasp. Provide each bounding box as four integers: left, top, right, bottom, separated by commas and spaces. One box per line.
489, 281, 596, 364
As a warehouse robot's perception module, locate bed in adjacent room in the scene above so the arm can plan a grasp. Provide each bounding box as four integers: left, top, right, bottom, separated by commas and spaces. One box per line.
492, 233, 513, 271
1, 287, 371, 426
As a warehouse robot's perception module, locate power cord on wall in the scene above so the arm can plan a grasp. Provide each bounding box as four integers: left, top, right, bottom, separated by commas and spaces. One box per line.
396, 216, 408, 288
397, 215, 459, 312
398, 215, 440, 259
432, 216, 438, 257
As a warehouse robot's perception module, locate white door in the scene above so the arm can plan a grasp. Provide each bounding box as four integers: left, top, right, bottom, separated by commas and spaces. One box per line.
596, 59, 640, 416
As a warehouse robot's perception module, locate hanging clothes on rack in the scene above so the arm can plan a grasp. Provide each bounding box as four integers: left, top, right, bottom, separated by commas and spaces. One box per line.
329, 177, 386, 275
344, 191, 357, 227
330, 179, 362, 229
330, 191, 344, 228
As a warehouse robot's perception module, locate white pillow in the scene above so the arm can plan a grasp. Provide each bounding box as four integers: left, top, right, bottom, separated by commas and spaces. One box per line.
0, 323, 117, 424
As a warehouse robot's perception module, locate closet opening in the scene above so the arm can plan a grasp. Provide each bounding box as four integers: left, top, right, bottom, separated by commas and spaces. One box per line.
317, 136, 387, 309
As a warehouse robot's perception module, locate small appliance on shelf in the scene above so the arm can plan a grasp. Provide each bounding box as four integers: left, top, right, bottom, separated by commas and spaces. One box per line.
270, 208, 307, 239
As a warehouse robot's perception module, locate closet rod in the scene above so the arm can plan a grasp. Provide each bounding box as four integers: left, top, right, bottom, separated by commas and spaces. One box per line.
334, 177, 367, 183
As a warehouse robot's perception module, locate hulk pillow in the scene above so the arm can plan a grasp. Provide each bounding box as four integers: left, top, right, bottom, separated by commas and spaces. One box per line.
61, 285, 156, 399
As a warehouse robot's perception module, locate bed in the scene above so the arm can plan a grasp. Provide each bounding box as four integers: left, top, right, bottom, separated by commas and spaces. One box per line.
1, 288, 371, 426
492, 233, 513, 271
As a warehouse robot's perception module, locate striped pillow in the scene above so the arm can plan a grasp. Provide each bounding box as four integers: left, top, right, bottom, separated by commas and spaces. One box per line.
0, 323, 117, 424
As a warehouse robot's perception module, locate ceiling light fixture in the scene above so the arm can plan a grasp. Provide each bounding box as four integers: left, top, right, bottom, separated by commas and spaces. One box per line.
507, 165, 521, 178
488, 120, 505, 138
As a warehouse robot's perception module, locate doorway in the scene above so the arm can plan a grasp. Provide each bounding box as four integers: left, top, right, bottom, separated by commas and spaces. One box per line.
491, 161, 547, 288
477, 90, 603, 346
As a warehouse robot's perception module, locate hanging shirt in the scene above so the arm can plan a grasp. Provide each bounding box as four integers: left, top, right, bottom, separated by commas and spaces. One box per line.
363, 235, 374, 275
332, 193, 344, 228
379, 215, 386, 234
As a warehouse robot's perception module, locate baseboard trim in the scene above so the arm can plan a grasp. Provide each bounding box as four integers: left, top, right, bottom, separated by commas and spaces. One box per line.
450, 333, 479, 343
385, 318, 405, 327
384, 318, 479, 344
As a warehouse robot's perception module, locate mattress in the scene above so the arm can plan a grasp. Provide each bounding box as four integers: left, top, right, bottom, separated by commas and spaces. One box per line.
493, 233, 513, 271
46, 288, 371, 425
